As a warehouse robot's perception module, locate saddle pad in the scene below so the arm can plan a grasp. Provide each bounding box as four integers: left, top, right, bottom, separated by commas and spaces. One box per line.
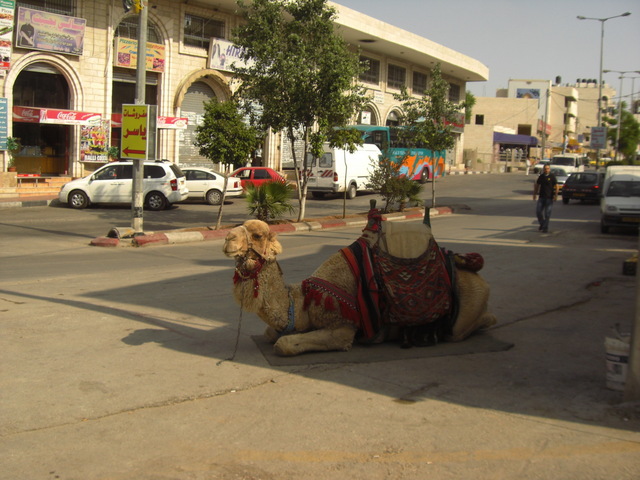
374, 237, 452, 326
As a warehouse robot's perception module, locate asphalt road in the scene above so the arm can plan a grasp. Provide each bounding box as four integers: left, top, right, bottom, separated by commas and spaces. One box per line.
2, 172, 639, 479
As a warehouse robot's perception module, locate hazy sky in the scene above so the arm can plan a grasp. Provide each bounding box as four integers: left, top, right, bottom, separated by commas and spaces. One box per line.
336, 0, 640, 99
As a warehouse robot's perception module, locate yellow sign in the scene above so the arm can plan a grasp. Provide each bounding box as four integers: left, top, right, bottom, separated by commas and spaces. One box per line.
121, 104, 148, 159
114, 37, 165, 72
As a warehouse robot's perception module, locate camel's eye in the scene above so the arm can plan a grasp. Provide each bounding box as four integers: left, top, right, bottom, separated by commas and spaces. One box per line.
252, 234, 262, 241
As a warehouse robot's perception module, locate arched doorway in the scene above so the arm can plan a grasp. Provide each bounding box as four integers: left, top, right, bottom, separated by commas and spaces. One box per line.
12, 62, 71, 175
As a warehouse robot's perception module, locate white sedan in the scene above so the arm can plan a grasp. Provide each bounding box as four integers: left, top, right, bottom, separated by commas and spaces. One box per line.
182, 167, 243, 205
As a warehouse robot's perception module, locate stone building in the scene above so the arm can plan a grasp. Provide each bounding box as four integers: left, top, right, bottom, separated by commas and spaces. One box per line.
1, 0, 488, 179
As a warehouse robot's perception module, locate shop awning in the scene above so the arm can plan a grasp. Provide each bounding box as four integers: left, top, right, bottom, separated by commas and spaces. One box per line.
13, 106, 102, 125
493, 132, 538, 146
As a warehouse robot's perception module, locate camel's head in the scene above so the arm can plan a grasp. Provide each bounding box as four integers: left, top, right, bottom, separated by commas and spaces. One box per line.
223, 220, 283, 269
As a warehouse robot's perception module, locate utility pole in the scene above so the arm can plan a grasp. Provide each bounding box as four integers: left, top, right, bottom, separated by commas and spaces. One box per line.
131, 0, 148, 234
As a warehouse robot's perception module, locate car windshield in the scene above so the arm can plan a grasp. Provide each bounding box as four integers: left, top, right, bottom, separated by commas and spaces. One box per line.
606, 181, 640, 197
551, 158, 574, 166
566, 173, 598, 185
551, 168, 567, 176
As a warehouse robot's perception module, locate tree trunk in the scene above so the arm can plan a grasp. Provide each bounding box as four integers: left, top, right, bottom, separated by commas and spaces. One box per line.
215, 175, 229, 230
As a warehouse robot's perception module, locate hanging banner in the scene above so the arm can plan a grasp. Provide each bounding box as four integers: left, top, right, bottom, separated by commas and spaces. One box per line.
40, 108, 101, 125
15, 7, 86, 56
114, 37, 165, 72
0, 0, 14, 70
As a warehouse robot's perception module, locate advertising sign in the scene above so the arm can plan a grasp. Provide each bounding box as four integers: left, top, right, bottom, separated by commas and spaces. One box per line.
114, 37, 165, 72
12, 105, 39, 123
121, 104, 157, 159
0, 0, 14, 70
80, 119, 110, 163
15, 7, 86, 55
590, 126, 607, 149
208, 37, 253, 72
0, 97, 7, 150
40, 108, 101, 125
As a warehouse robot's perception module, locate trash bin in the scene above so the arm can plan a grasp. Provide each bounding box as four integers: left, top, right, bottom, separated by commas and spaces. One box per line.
605, 333, 630, 391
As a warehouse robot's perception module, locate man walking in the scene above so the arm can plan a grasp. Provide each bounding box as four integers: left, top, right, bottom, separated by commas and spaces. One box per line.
533, 164, 558, 233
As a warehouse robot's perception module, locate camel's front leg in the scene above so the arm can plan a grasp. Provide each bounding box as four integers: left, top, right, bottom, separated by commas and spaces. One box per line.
273, 325, 356, 356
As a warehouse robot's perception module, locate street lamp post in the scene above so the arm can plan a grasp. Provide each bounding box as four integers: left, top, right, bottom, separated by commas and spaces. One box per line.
603, 69, 640, 161
577, 12, 631, 168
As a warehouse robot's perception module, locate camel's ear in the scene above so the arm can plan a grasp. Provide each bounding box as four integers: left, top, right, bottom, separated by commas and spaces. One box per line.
267, 232, 282, 258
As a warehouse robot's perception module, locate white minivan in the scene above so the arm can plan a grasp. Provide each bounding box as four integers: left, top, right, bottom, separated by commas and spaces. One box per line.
58, 159, 189, 211
550, 154, 585, 174
307, 144, 382, 199
600, 165, 640, 233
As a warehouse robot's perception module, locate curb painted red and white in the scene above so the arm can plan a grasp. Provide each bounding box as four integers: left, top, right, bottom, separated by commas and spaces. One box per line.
90, 206, 453, 248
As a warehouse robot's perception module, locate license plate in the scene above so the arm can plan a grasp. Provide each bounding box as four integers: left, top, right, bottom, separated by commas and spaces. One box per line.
622, 217, 640, 223
574, 193, 585, 197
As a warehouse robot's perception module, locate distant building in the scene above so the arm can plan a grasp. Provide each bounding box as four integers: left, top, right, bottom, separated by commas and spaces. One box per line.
2, 0, 488, 177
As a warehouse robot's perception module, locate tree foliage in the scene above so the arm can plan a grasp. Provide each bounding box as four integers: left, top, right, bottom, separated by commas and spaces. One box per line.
232, 0, 368, 221
603, 102, 640, 162
194, 98, 262, 229
393, 64, 463, 207
367, 158, 423, 213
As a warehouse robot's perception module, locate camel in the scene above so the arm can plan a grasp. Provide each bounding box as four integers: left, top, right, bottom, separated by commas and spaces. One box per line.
222, 214, 496, 356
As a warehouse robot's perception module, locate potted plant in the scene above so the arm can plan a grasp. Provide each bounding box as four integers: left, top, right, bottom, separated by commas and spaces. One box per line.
6, 137, 21, 172
107, 146, 119, 162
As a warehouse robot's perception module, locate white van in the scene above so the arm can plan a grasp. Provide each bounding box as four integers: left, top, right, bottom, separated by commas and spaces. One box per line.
600, 165, 640, 233
307, 144, 381, 199
550, 154, 585, 174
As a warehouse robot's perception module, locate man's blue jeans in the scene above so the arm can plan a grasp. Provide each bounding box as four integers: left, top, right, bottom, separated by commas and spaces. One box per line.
536, 197, 554, 231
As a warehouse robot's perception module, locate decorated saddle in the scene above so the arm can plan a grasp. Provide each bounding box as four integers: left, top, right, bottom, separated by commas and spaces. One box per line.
302, 208, 484, 346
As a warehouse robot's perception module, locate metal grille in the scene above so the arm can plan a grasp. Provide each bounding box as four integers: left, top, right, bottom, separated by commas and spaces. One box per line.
116, 15, 162, 44
184, 14, 225, 50
17, 0, 74, 16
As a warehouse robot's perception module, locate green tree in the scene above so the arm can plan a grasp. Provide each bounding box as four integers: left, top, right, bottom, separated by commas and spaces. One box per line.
232, 0, 367, 222
245, 181, 295, 222
367, 158, 423, 213
463, 90, 476, 124
194, 98, 262, 229
604, 102, 640, 162
393, 64, 463, 208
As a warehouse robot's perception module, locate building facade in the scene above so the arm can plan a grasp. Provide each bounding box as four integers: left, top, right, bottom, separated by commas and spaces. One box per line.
0, 0, 488, 179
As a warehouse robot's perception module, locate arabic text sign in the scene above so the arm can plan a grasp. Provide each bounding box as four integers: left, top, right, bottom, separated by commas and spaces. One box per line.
121, 105, 150, 159
16, 7, 85, 56
590, 127, 608, 149
0, 97, 7, 150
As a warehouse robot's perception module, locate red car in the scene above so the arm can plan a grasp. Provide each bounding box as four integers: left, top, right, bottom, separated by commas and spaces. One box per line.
231, 167, 286, 189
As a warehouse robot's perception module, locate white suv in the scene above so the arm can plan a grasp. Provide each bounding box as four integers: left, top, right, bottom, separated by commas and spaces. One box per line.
58, 160, 189, 211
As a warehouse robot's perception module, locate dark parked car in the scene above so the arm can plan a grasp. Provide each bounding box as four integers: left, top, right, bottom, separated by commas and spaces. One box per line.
561, 172, 604, 204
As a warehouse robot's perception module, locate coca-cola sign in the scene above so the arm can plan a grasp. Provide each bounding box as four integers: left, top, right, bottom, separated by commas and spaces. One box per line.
13, 106, 41, 123
40, 108, 101, 125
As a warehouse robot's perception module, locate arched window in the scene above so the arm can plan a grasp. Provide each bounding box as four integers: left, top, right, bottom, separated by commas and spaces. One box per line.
115, 15, 162, 44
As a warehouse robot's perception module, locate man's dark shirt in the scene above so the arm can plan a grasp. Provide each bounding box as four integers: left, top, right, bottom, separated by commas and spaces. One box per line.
537, 173, 557, 199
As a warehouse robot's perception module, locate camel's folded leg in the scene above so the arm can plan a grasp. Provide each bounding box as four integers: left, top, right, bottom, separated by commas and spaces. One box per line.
273, 325, 357, 356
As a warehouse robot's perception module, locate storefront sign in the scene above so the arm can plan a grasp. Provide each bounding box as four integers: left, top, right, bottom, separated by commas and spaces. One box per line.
40, 108, 101, 125
0, 97, 8, 149
208, 37, 253, 72
114, 37, 165, 72
13, 105, 40, 123
0, 0, 14, 70
111, 113, 187, 129
15, 7, 86, 56
157, 116, 187, 129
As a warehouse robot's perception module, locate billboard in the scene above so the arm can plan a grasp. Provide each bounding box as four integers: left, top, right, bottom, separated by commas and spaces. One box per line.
15, 7, 85, 55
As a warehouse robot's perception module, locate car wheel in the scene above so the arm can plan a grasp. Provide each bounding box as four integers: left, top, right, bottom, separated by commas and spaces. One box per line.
311, 191, 326, 199
146, 192, 167, 211
600, 221, 609, 234
562, 197, 569, 204
206, 189, 223, 205
347, 183, 357, 199
68, 190, 89, 209
419, 167, 430, 184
